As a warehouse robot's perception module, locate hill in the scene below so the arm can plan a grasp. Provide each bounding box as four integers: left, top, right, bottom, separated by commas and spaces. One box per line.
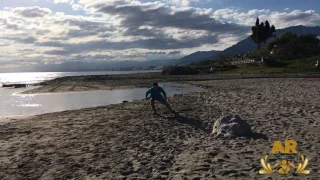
189, 29, 320, 74
151, 26, 319, 66
201, 26, 320, 60
176, 50, 221, 65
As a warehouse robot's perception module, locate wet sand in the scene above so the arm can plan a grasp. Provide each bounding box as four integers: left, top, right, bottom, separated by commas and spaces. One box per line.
0, 78, 319, 179
0, 116, 31, 125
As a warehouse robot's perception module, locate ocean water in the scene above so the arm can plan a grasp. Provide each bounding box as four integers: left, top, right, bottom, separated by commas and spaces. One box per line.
0, 83, 203, 117
0, 70, 160, 85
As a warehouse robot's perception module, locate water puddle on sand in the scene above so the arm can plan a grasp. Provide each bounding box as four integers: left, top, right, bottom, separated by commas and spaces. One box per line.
0, 82, 203, 117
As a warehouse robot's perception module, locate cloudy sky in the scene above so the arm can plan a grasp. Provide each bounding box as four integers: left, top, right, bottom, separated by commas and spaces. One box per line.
0, 0, 319, 71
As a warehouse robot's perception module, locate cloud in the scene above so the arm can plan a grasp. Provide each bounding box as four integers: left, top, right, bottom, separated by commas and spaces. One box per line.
73, 54, 116, 61
144, 51, 181, 55
213, 8, 320, 29
5, 36, 38, 44
86, 0, 247, 34
17, 37, 38, 44
72, 4, 84, 11
269, 10, 320, 28
44, 49, 70, 55
1, 0, 320, 71
18, 49, 36, 54
146, 51, 167, 55
63, 29, 98, 38
53, 0, 74, 4
0, 17, 24, 30
52, 17, 118, 38
30, 0, 239, 55
167, 0, 199, 7
56, 18, 110, 31
168, 51, 181, 54
37, 33, 219, 55
12, 6, 52, 18
122, 28, 166, 38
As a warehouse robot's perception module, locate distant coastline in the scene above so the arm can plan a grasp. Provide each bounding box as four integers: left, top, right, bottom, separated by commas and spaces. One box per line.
0, 70, 161, 85
20, 72, 320, 94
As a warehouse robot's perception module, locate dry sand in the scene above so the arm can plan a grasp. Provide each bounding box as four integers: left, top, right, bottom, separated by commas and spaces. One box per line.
0, 78, 319, 179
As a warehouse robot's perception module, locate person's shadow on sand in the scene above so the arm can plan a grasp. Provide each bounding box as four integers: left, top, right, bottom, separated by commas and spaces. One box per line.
157, 114, 211, 133
243, 132, 268, 140
157, 114, 268, 140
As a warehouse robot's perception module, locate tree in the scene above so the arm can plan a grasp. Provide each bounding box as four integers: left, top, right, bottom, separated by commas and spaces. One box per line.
267, 32, 320, 59
251, 18, 276, 49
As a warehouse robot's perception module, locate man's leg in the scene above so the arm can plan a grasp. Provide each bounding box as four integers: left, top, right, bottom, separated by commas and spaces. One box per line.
158, 98, 176, 114
151, 99, 157, 114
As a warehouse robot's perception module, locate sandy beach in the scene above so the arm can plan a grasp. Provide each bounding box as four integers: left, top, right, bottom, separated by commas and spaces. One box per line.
0, 77, 319, 179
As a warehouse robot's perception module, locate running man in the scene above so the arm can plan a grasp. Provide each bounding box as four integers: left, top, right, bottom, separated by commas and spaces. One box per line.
146, 82, 177, 115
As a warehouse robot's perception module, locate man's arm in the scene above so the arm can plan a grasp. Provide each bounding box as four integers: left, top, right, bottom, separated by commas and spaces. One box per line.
160, 87, 167, 100
146, 89, 151, 99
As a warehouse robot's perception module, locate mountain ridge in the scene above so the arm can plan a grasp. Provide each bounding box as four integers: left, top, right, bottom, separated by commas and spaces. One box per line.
177, 50, 221, 64
203, 25, 320, 60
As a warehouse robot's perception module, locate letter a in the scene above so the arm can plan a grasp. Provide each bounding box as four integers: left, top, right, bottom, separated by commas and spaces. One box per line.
271, 141, 285, 154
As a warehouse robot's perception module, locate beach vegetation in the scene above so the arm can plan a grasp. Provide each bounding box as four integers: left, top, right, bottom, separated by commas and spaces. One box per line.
162, 65, 200, 75
250, 32, 320, 60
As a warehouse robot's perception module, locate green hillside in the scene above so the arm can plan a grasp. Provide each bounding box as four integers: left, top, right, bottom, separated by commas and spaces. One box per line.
188, 32, 320, 74
249, 32, 320, 59
213, 56, 320, 74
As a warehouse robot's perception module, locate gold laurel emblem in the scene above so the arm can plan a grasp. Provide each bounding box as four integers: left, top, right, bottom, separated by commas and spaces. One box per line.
259, 155, 274, 174
259, 155, 310, 175
295, 155, 311, 175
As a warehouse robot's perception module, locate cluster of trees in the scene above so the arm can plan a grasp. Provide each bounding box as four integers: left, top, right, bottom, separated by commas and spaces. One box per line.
249, 18, 320, 61
251, 18, 276, 49
162, 66, 200, 75
268, 32, 320, 59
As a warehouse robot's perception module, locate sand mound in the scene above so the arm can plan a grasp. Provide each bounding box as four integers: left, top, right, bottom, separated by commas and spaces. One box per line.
211, 115, 252, 138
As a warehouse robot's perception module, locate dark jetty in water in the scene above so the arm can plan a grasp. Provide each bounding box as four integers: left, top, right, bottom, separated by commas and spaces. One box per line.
2, 84, 27, 88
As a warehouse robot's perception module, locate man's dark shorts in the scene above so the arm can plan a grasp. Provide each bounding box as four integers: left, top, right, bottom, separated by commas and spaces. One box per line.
151, 96, 167, 104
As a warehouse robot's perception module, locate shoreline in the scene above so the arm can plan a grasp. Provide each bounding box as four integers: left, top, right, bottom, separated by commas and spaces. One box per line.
0, 78, 319, 179
17, 72, 320, 94
0, 115, 32, 125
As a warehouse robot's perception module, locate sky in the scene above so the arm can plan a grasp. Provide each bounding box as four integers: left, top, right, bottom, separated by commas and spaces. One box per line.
0, 0, 319, 71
